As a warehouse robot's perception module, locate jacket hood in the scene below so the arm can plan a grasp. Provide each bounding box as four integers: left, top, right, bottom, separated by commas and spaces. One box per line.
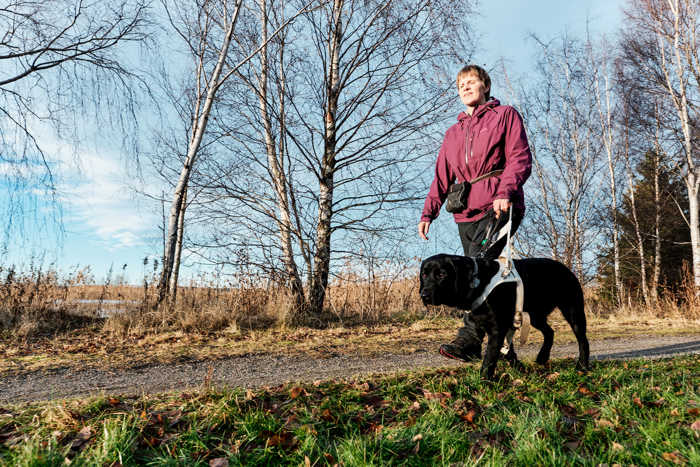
457, 98, 501, 122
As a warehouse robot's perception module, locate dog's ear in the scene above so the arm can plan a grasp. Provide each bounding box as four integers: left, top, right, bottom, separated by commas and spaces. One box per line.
446, 257, 468, 293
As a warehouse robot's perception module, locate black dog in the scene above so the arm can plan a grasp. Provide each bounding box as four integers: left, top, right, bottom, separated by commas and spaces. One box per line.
420, 254, 589, 379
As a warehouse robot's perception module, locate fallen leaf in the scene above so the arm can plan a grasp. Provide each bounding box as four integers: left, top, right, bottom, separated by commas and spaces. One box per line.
409, 401, 421, 411
650, 398, 666, 408
412, 434, 423, 442
404, 417, 416, 427
266, 434, 283, 447
283, 415, 301, 430
671, 408, 680, 416
323, 452, 335, 464
565, 440, 580, 451
691, 420, 700, 433
290, 387, 308, 399
461, 408, 477, 423
511, 379, 523, 386
362, 395, 386, 407
612, 442, 624, 451
305, 456, 311, 467
633, 397, 644, 408
366, 422, 382, 434
662, 452, 677, 462
689, 408, 700, 416
108, 398, 121, 407
421, 389, 451, 402
411, 441, 420, 455
355, 382, 370, 391
75, 427, 92, 441
547, 372, 560, 381
209, 459, 229, 467
321, 409, 335, 422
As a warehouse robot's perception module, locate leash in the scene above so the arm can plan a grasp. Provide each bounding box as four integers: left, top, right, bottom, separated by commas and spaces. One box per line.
475, 208, 512, 259
466, 205, 532, 354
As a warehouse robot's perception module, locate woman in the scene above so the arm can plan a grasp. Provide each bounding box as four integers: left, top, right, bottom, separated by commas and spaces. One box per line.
418, 65, 532, 361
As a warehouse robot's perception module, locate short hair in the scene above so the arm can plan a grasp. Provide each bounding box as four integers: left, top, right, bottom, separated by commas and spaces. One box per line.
456, 65, 491, 100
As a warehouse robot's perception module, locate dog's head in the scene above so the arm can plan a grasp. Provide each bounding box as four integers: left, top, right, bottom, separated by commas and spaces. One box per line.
419, 254, 472, 308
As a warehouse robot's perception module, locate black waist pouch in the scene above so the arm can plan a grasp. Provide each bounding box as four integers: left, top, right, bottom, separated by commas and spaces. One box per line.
445, 181, 471, 213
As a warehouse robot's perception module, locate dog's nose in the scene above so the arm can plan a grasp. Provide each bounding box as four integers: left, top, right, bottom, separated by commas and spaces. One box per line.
420, 290, 431, 301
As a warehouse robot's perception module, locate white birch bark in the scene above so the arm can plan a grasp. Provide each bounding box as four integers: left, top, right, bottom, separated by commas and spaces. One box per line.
257, 0, 305, 312
655, 0, 700, 290
591, 45, 622, 304
169, 184, 187, 302
653, 149, 661, 303
623, 138, 649, 304
309, 0, 343, 316
157, 0, 311, 303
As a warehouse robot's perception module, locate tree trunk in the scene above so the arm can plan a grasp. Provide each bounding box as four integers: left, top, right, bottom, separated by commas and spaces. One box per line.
157, 1, 243, 304
664, 0, 700, 290
169, 184, 187, 303
593, 63, 622, 304
653, 150, 661, 303
309, 0, 343, 317
257, 0, 305, 314
624, 146, 649, 305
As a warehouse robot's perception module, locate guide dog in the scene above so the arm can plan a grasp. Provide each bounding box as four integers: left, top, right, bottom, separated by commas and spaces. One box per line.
419, 254, 589, 380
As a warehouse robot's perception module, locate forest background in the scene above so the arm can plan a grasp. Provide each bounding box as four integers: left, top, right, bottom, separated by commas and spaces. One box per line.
1, 0, 698, 333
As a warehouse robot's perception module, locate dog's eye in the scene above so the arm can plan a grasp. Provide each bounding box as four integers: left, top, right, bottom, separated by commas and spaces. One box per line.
421, 273, 427, 279
438, 272, 446, 278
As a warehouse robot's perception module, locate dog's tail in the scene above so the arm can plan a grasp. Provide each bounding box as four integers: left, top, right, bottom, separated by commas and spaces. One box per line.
560, 274, 589, 369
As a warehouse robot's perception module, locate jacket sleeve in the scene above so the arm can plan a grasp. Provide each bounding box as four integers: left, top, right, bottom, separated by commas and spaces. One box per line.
421, 132, 454, 223
495, 107, 532, 201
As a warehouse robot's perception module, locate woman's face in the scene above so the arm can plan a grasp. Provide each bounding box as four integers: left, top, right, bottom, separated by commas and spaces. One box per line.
458, 74, 489, 108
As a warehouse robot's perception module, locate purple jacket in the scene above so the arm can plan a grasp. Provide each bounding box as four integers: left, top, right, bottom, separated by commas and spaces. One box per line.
421, 99, 532, 223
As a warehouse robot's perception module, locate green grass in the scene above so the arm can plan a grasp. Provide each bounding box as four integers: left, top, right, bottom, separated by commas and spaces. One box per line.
2, 356, 700, 466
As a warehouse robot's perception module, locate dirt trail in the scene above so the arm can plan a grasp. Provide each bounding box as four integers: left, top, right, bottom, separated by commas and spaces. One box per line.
3, 334, 700, 402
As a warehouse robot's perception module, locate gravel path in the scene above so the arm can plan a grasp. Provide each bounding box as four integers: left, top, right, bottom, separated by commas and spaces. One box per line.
3, 334, 700, 402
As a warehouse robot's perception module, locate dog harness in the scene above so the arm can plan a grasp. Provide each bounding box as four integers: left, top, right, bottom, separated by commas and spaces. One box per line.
466, 206, 530, 354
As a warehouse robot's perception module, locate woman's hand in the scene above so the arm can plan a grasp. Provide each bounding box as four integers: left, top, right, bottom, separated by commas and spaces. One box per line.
493, 198, 512, 218
418, 221, 431, 241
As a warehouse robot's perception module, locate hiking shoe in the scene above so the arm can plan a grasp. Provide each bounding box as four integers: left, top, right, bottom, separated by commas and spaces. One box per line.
439, 336, 482, 362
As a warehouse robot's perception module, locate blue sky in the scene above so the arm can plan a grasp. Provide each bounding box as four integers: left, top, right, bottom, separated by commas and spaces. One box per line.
47, 0, 624, 283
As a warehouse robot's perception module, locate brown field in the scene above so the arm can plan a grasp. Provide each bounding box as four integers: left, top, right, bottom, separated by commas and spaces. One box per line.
1, 265, 700, 377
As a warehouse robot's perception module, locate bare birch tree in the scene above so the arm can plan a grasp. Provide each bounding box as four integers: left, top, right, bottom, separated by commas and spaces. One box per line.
189, 0, 475, 318
504, 33, 607, 281
154, 0, 312, 303
620, 0, 700, 291
588, 33, 624, 302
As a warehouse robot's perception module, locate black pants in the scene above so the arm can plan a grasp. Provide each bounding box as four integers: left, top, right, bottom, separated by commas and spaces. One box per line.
456, 209, 523, 343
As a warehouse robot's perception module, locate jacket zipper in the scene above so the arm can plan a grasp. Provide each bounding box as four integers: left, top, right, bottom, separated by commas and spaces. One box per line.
465, 116, 470, 167
465, 116, 471, 211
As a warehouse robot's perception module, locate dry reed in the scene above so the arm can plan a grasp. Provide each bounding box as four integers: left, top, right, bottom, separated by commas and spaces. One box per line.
2, 261, 700, 338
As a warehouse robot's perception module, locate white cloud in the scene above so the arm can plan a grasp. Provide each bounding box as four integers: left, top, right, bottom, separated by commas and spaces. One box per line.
60, 152, 156, 252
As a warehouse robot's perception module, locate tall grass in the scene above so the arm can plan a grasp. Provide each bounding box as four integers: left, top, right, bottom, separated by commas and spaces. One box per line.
2, 261, 700, 339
